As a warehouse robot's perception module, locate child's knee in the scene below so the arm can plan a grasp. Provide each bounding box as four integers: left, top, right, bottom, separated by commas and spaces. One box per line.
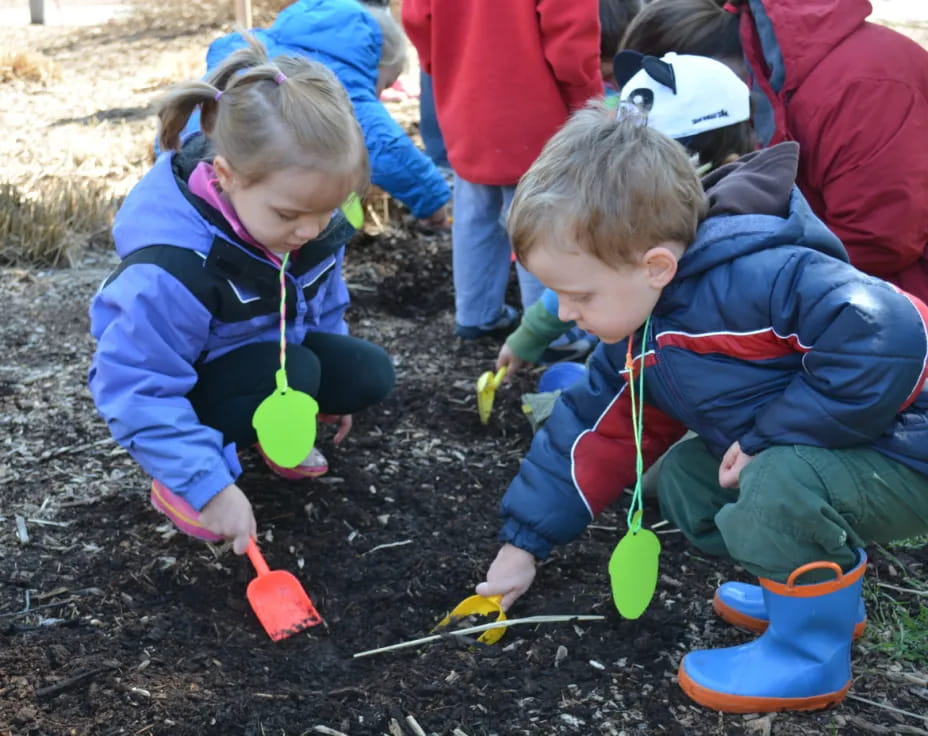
360, 345, 395, 405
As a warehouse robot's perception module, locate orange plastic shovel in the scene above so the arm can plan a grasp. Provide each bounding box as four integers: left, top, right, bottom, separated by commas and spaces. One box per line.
245, 538, 322, 641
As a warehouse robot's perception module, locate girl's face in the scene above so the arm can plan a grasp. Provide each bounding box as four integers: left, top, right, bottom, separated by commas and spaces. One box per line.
214, 158, 354, 255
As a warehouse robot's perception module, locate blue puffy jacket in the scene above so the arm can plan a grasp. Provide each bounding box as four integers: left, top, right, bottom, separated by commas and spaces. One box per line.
500, 143, 928, 559
200, 0, 450, 219
88, 135, 357, 511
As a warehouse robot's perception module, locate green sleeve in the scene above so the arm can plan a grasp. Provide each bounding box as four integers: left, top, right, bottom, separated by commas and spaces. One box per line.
506, 299, 573, 363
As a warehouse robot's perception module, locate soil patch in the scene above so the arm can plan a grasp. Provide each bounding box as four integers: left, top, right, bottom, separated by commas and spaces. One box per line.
1, 231, 927, 736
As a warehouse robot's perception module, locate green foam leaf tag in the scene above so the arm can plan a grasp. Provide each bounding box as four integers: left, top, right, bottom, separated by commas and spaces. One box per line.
341, 192, 364, 230
607, 511, 661, 619
252, 369, 318, 468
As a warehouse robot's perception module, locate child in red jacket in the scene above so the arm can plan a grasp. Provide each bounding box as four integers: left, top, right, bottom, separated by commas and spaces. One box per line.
402, 0, 604, 339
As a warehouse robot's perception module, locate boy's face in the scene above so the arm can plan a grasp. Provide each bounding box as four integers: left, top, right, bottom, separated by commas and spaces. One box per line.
524, 240, 681, 345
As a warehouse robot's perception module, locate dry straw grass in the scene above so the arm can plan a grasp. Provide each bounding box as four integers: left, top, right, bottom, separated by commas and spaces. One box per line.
2, 0, 409, 268
0, 178, 116, 268
0, 50, 60, 84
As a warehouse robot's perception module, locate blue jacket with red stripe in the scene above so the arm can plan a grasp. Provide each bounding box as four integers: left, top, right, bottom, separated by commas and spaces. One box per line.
500, 143, 928, 560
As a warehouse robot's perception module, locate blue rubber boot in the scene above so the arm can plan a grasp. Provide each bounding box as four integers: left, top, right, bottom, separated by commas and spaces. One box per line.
713, 580, 867, 640
679, 550, 866, 713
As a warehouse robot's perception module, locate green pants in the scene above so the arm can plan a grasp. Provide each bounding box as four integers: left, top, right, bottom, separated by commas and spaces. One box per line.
657, 438, 928, 582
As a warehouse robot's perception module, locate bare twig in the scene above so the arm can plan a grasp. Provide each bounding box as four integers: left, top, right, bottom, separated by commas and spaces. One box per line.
26, 517, 71, 528
353, 613, 606, 658
846, 694, 928, 724
304, 728, 348, 736
36, 665, 114, 699
0, 597, 78, 619
875, 582, 928, 596
363, 540, 413, 555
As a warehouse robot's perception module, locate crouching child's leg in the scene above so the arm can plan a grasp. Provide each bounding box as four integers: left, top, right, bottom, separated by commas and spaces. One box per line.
663, 444, 928, 712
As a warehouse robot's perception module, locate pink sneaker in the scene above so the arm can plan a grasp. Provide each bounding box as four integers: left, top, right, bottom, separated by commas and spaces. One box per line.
257, 445, 328, 480
150, 479, 223, 542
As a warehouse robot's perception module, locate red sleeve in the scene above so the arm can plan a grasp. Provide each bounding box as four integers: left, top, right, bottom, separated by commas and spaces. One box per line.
574, 386, 685, 516
797, 78, 928, 282
536, 0, 605, 110
400, 0, 432, 73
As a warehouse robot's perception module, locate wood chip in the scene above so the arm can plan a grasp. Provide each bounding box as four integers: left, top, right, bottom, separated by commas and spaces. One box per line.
14, 515, 28, 544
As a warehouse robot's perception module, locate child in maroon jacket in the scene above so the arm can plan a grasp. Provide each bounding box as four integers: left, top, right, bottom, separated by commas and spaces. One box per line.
402, 0, 604, 339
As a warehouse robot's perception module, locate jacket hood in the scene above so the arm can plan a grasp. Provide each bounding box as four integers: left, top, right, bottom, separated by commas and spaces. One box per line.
746, 0, 871, 95
675, 142, 848, 280
208, 0, 381, 88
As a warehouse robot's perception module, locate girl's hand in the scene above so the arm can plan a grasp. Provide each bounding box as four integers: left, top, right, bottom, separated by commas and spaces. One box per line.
718, 441, 754, 488
319, 413, 353, 445
475, 543, 537, 611
496, 343, 527, 377
199, 483, 256, 555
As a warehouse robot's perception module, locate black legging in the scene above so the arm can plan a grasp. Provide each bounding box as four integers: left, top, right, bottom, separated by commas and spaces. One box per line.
187, 332, 394, 448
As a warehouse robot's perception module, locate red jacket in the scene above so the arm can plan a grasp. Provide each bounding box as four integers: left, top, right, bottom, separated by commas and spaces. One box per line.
402, 0, 604, 186
740, 0, 928, 300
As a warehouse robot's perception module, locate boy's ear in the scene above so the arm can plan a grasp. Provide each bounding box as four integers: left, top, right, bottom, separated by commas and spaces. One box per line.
213, 155, 240, 193
643, 245, 680, 288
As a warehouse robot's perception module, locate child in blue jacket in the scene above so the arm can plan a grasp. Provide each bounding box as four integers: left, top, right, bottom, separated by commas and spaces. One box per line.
476, 97, 928, 711
89, 40, 394, 555
202, 0, 450, 228
496, 50, 755, 372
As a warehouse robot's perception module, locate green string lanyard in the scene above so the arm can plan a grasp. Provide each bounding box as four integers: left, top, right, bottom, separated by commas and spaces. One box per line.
250, 252, 319, 468
607, 314, 661, 619
624, 314, 651, 533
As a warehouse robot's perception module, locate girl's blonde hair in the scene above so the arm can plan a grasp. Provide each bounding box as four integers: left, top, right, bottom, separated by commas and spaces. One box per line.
364, 5, 407, 77
157, 36, 369, 189
509, 101, 707, 268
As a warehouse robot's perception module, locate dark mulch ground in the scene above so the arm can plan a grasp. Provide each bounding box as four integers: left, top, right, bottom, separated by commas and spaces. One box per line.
1, 228, 927, 736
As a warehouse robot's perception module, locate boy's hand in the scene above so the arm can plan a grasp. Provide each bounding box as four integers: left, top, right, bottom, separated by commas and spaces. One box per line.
718, 441, 754, 488
199, 483, 256, 555
475, 543, 537, 611
496, 343, 528, 377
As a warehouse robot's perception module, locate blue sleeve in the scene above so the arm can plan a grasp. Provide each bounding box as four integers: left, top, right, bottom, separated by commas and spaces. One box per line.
352, 92, 451, 219
500, 344, 632, 559
88, 265, 241, 510
739, 252, 928, 454
314, 248, 350, 336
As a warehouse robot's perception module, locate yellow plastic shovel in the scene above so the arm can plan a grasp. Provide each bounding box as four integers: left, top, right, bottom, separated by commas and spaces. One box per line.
434, 594, 508, 645
476, 366, 508, 425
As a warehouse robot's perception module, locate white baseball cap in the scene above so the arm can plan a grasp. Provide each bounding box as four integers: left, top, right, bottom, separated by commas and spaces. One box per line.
613, 51, 751, 140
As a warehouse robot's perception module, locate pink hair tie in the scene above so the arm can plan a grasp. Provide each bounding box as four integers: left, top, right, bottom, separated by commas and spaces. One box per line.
274, 71, 287, 85
214, 90, 223, 102
722, 2, 739, 13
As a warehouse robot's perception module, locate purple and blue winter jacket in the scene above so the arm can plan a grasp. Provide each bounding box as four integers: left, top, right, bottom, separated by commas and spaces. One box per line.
88, 135, 357, 510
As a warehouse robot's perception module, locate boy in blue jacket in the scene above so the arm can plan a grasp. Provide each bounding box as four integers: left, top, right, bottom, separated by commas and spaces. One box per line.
193, 0, 450, 227
476, 102, 928, 712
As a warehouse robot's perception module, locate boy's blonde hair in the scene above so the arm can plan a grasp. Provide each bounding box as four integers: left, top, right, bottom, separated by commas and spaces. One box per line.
364, 5, 407, 77
158, 36, 369, 190
509, 101, 707, 268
